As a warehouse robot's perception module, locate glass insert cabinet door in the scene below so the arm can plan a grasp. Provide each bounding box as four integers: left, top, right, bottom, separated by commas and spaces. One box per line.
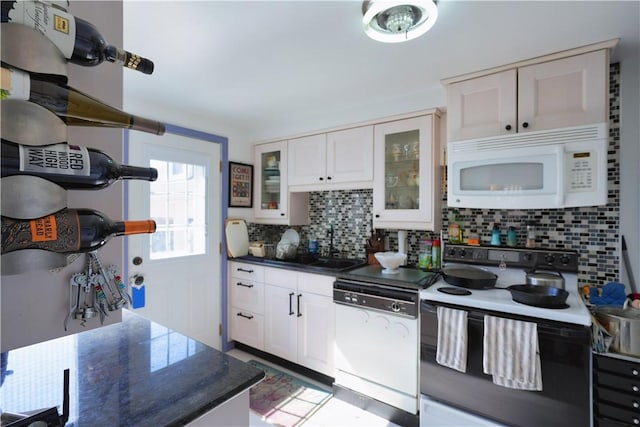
254, 140, 288, 219
373, 114, 437, 229
384, 128, 421, 211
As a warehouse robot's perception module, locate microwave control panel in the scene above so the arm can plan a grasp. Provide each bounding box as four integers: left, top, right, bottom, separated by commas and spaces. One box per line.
567, 150, 596, 193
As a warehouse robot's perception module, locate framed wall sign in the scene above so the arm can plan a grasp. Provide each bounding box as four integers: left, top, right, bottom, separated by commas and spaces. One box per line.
229, 162, 253, 207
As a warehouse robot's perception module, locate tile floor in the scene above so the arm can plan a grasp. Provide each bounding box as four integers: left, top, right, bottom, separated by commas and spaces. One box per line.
227, 349, 400, 427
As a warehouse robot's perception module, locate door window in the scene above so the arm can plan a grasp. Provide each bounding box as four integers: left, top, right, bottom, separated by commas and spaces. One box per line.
149, 159, 207, 260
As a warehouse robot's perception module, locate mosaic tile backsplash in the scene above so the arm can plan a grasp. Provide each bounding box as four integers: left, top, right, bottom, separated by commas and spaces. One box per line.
248, 63, 621, 287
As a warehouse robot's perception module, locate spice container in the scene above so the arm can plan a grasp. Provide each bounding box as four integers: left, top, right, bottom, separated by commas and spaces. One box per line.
447, 210, 462, 244
506, 226, 518, 247
526, 221, 537, 248
418, 239, 432, 268
490, 224, 501, 246
431, 238, 441, 269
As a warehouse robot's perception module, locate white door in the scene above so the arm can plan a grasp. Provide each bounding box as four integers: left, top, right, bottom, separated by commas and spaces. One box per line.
127, 131, 222, 350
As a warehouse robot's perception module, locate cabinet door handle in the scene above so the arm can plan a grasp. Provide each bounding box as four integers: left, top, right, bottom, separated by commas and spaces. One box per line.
522, 122, 529, 128
237, 268, 254, 273
297, 294, 302, 317
505, 124, 512, 131
289, 292, 295, 315
237, 312, 253, 320
236, 282, 253, 288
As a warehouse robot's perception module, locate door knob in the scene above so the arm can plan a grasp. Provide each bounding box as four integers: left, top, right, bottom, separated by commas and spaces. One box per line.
133, 256, 143, 265
134, 275, 144, 286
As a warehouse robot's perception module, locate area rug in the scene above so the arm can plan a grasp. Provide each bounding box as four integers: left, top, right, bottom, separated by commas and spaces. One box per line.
248, 360, 332, 427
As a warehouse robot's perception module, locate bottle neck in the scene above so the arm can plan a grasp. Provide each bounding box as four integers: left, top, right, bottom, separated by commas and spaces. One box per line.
122, 220, 156, 236
105, 46, 155, 75
118, 165, 158, 182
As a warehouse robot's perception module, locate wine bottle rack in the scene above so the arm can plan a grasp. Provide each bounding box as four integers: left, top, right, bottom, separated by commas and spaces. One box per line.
1, 23, 67, 78
1, 24, 69, 275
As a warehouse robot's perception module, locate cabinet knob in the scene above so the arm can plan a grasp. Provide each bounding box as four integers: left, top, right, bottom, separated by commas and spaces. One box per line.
375, 214, 380, 218
505, 124, 512, 131
319, 177, 324, 181
522, 122, 529, 128
280, 213, 285, 216
327, 176, 332, 180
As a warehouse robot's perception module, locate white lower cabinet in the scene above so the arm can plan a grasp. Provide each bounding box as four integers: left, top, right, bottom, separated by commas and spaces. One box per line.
228, 262, 335, 377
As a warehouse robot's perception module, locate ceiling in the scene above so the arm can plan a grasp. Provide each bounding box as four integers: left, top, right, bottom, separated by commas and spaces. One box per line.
122, 1, 640, 142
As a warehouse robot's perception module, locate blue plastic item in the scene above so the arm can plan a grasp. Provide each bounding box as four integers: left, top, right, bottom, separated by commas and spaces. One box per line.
589, 282, 627, 306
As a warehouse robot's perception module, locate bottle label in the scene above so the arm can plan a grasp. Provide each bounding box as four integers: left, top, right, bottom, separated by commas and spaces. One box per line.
18, 143, 91, 176
0, 67, 30, 100
1, 210, 80, 254
4, 1, 76, 58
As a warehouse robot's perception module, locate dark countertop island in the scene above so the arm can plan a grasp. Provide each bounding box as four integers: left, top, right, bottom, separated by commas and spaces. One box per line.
0, 310, 264, 426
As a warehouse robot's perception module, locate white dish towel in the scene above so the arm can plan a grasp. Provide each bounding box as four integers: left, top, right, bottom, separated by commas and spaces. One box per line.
436, 306, 468, 372
483, 315, 542, 391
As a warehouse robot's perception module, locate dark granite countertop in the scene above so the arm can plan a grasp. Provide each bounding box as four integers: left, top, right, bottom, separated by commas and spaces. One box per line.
0, 310, 264, 426
231, 254, 366, 275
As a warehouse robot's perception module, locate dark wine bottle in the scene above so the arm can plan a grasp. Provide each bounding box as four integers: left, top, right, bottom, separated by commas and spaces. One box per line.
1, 139, 158, 190
1, 0, 154, 74
1, 208, 156, 254
1, 65, 165, 135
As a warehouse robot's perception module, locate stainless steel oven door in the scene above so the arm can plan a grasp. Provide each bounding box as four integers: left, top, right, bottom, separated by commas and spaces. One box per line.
335, 303, 419, 414
420, 300, 591, 427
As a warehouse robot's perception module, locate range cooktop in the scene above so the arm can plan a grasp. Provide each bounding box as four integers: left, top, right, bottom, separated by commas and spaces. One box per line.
337, 265, 439, 290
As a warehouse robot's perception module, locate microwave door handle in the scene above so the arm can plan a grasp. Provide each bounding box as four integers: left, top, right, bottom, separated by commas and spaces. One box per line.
556, 146, 565, 207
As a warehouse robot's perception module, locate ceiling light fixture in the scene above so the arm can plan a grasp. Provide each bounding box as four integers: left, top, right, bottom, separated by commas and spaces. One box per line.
362, 0, 438, 43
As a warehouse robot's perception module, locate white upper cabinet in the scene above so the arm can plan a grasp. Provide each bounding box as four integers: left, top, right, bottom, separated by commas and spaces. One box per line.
517, 50, 607, 132
447, 69, 517, 141
288, 126, 374, 191
446, 48, 609, 142
372, 113, 441, 231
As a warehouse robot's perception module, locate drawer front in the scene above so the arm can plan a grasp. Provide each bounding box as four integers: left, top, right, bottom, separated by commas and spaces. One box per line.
596, 371, 640, 395
264, 266, 297, 288
229, 278, 264, 314
596, 385, 640, 412
297, 272, 334, 297
229, 308, 264, 350
230, 261, 264, 282
595, 354, 640, 379
595, 401, 640, 426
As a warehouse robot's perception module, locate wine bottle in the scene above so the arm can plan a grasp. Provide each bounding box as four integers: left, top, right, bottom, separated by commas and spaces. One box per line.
1, 139, 158, 190
1, 208, 156, 254
1, 0, 154, 74
1, 65, 165, 135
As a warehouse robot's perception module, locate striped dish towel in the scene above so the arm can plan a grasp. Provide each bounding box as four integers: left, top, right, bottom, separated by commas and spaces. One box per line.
483, 315, 542, 391
436, 306, 468, 373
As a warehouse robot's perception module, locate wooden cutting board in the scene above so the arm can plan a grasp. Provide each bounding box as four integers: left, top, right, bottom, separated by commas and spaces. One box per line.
225, 218, 249, 257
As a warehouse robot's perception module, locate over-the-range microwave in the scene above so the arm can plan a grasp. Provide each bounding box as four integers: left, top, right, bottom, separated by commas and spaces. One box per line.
447, 123, 608, 209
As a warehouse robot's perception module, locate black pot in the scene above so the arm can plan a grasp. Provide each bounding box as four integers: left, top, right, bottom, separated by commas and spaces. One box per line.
507, 284, 569, 308
441, 266, 498, 289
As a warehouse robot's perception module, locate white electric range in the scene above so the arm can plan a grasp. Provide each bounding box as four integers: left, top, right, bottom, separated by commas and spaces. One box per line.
419, 244, 593, 427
